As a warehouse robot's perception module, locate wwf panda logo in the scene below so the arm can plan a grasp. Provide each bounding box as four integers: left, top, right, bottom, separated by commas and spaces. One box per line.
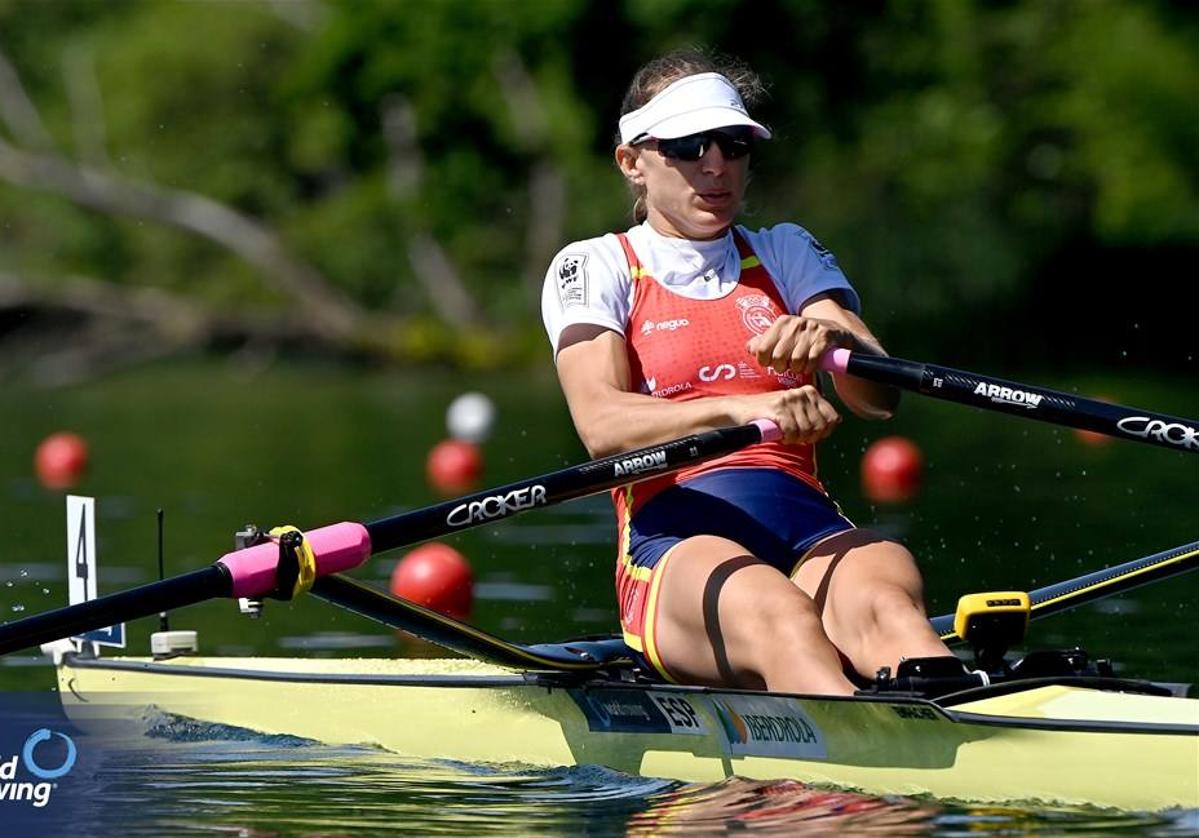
556, 253, 588, 308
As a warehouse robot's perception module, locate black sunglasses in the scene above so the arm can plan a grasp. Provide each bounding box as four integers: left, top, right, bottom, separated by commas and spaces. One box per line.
635, 127, 755, 161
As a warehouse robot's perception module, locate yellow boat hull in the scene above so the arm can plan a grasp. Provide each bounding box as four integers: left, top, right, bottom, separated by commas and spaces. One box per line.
57, 654, 1199, 812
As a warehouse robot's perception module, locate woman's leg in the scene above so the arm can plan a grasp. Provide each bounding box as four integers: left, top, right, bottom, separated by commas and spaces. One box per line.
647, 534, 857, 695
792, 529, 951, 680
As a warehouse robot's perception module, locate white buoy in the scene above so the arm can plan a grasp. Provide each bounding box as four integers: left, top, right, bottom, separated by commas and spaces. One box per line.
446, 392, 496, 443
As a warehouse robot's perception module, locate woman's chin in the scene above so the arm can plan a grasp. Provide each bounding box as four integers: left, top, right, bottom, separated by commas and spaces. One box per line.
689, 207, 737, 236
648, 205, 737, 239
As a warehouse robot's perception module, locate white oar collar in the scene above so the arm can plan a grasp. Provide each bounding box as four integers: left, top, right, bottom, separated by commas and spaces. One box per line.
618, 72, 771, 144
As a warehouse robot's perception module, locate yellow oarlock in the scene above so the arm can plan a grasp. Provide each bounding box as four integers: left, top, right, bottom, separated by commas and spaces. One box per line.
268, 525, 318, 598
954, 590, 1031, 649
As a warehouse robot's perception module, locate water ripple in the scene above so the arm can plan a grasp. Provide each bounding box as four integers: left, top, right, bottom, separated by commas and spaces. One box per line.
55, 716, 1199, 836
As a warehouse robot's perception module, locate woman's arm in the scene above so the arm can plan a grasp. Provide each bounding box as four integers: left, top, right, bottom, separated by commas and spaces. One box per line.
556, 324, 841, 457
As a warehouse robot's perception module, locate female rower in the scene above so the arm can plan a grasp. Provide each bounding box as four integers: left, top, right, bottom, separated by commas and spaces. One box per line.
541, 48, 951, 696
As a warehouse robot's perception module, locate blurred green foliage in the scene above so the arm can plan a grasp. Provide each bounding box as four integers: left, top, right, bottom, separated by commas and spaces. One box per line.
0, 0, 1195, 365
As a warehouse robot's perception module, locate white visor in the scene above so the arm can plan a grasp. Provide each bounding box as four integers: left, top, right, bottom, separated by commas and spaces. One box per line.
618, 72, 771, 144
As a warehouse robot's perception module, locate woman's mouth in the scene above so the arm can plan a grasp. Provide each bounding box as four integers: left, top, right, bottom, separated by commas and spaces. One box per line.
696, 190, 732, 207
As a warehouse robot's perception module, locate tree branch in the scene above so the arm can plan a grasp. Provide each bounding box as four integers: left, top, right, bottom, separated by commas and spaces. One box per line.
381, 94, 481, 326
0, 40, 366, 342
0, 43, 54, 150
0, 135, 366, 340
62, 43, 110, 167
491, 49, 566, 301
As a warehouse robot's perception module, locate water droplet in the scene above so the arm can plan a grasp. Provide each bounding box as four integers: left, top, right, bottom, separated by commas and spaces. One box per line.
10, 604, 24, 613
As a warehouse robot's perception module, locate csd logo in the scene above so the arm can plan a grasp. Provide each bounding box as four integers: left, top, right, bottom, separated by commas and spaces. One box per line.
698, 364, 736, 382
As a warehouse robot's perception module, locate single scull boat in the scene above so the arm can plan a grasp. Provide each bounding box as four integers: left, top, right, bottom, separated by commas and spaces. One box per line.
7, 352, 1198, 810
52, 541, 1199, 811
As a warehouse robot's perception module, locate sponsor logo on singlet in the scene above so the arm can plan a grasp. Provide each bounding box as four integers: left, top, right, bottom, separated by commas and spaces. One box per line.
698, 364, 736, 382
763, 367, 802, 388
697, 362, 761, 383
735, 294, 778, 336
650, 380, 692, 398
640, 318, 691, 335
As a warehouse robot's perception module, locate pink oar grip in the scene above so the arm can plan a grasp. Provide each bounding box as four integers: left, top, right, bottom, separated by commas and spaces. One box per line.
751, 418, 782, 442
819, 348, 852, 375
216, 522, 372, 599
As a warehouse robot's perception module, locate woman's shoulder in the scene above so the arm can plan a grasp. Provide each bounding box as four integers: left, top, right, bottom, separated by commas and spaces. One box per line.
545, 232, 636, 319
736, 222, 859, 313
738, 222, 838, 263
550, 232, 637, 271
549, 231, 629, 261
738, 222, 844, 273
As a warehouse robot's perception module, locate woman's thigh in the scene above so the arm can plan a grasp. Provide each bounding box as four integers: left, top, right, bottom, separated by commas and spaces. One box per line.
645, 535, 823, 690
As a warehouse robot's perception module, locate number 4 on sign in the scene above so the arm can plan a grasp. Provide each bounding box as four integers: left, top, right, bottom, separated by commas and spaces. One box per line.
66, 495, 125, 649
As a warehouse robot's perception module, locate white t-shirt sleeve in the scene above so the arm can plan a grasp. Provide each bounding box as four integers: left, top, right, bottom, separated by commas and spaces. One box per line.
742, 223, 861, 315
541, 234, 633, 354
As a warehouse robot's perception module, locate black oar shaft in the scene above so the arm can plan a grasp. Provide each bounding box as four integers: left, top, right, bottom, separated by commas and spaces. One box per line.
837, 353, 1199, 455
931, 540, 1199, 639
365, 423, 769, 551
0, 567, 230, 656
1026, 540, 1199, 619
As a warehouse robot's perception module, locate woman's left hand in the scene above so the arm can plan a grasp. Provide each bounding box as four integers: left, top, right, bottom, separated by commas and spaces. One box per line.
746, 315, 854, 376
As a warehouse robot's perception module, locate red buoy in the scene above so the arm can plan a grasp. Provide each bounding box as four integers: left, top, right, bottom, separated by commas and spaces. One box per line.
861, 436, 924, 504
34, 432, 89, 490
1074, 395, 1114, 447
426, 439, 483, 495
1074, 428, 1112, 447
389, 542, 474, 620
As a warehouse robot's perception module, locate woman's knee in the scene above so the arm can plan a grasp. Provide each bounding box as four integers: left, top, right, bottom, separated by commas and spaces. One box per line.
857, 583, 930, 641
852, 544, 928, 609
735, 584, 827, 647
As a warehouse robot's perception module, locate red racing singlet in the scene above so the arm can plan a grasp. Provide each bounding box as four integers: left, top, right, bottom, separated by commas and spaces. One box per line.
613, 228, 827, 525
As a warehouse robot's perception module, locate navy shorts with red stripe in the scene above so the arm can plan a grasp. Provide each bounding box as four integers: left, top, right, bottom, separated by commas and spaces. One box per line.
626, 467, 854, 577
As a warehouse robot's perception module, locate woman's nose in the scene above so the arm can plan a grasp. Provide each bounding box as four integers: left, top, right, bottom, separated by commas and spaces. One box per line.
699, 141, 727, 171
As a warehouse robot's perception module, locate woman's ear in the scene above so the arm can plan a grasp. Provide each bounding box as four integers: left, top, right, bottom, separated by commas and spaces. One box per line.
614, 144, 644, 185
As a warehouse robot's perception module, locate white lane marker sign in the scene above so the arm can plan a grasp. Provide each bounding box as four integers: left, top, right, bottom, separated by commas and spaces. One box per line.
66, 495, 125, 648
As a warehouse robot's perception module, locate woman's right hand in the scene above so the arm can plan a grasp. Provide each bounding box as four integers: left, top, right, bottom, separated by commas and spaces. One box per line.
727, 386, 841, 445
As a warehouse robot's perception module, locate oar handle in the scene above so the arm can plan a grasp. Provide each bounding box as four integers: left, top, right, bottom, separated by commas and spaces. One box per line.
821, 349, 1199, 455
216, 522, 371, 598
